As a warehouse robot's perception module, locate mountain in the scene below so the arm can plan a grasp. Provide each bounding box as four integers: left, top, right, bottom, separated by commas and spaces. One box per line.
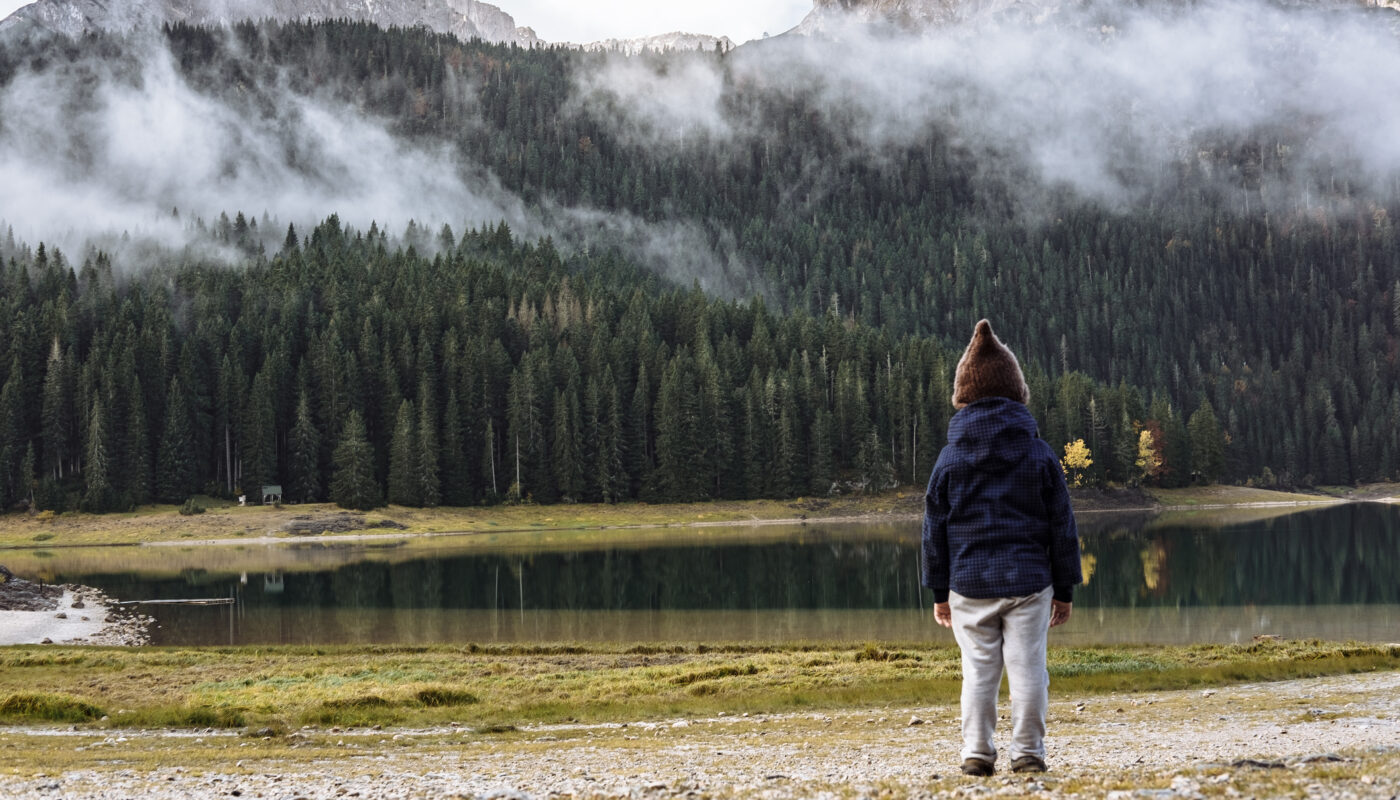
575, 31, 737, 56
0, 0, 742, 51
0, 0, 541, 44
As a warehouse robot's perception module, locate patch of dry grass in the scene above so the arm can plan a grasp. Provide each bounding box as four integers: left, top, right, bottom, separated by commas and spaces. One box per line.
1147, 485, 1340, 508
0, 640, 1394, 732
0, 492, 923, 549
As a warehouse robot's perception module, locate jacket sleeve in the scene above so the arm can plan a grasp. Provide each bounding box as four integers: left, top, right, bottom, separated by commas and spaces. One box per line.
1042, 448, 1082, 600
921, 453, 951, 602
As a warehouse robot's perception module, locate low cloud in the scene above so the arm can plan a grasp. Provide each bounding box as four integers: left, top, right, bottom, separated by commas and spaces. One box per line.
577, 0, 1400, 208
0, 37, 525, 256
0, 31, 755, 297
570, 52, 734, 148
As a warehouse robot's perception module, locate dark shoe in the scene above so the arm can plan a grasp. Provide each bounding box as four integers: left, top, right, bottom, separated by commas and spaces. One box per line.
1010, 755, 1047, 773
960, 758, 995, 777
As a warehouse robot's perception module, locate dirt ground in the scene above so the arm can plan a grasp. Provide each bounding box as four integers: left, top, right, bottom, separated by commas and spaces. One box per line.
1, 670, 1397, 799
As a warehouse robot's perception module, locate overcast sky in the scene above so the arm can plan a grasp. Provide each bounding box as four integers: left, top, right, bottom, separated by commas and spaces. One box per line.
0, 0, 814, 43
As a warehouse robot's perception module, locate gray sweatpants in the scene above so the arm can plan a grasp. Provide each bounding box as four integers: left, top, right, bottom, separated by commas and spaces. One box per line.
949, 586, 1053, 764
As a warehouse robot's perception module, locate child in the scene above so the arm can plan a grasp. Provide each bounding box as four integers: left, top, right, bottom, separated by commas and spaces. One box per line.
922, 319, 1081, 776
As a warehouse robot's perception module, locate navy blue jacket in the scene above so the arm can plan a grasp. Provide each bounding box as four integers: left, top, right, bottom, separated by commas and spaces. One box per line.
921, 397, 1082, 603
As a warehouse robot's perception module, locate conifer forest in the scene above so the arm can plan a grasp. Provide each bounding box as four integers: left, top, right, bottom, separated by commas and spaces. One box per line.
1, 19, 1398, 513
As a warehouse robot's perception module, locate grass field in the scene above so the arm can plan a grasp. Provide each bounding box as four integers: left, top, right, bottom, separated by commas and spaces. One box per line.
0, 491, 923, 549
0, 639, 1395, 732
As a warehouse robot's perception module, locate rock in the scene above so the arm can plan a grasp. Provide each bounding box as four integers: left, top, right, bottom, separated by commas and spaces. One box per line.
55, 612, 67, 619
1230, 758, 1286, 769
72, 599, 86, 609
1201, 689, 1216, 697
1295, 753, 1345, 764
909, 715, 925, 726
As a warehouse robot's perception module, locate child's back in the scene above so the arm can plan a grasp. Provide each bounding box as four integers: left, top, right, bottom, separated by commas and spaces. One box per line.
921, 320, 1081, 776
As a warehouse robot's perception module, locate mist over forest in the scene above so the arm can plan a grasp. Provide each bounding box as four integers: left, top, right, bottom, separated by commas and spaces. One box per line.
2, 0, 1399, 512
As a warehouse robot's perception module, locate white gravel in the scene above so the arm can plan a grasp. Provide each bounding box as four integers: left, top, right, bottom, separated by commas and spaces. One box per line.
0, 587, 150, 646
2, 671, 1398, 799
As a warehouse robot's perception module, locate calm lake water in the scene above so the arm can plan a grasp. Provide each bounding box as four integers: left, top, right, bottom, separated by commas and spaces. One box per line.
11, 502, 1399, 646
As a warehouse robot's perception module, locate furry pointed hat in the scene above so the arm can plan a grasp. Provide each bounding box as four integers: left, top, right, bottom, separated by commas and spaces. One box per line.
952, 319, 1030, 409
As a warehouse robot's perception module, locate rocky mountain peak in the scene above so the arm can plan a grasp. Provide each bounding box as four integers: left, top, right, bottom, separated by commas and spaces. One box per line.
0, 0, 542, 44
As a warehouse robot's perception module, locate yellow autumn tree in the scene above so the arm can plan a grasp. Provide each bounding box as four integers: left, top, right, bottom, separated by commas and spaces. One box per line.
1135, 428, 1163, 484
1061, 439, 1093, 487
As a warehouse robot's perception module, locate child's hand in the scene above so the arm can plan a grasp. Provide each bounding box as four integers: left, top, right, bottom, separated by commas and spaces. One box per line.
1050, 600, 1073, 627
934, 602, 952, 628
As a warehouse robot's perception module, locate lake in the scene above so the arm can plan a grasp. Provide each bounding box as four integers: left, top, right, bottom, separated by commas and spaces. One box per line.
8, 502, 1398, 646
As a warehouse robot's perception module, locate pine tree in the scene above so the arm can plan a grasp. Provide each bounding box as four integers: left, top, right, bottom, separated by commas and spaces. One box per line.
83, 396, 112, 512
388, 399, 418, 506
242, 371, 277, 497
809, 406, 835, 496
416, 384, 441, 507
288, 389, 321, 503
599, 369, 628, 503
440, 387, 468, 506
1187, 400, 1226, 484
122, 379, 151, 506
653, 356, 704, 501
19, 442, 36, 511
856, 429, 891, 494
552, 386, 584, 502
627, 363, 653, 497
155, 379, 197, 503
330, 411, 381, 510
40, 341, 74, 480
0, 357, 21, 508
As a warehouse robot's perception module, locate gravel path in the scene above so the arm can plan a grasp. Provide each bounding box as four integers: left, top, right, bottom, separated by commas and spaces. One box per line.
4, 671, 1398, 799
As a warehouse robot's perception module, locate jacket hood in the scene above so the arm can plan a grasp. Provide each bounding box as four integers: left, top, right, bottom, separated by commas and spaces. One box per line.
946, 397, 1039, 474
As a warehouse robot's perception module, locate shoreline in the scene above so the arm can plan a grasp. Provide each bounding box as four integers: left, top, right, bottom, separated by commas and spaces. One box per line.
0, 579, 151, 647
0, 484, 1381, 552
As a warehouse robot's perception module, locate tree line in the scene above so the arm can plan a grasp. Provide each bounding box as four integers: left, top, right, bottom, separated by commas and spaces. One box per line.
0, 218, 1229, 513
1, 19, 1397, 503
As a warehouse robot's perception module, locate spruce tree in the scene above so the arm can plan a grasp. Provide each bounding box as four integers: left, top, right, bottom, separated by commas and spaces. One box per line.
19, 442, 36, 511
122, 379, 151, 506
241, 371, 278, 497
155, 379, 197, 503
627, 363, 653, 497
416, 384, 441, 507
83, 396, 111, 512
1187, 400, 1226, 484
440, 387, 469, 505
40, 341, 73, 480
288, 389, 321, 503
551, 386, 583, 502
599, 370, 628, 504
0, 357, 21, 508
388, 399, 418, 506
331, 411, 381, 510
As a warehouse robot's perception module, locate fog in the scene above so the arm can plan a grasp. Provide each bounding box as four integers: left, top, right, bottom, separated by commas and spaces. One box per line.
579, 0, 1400, 209
0, 30, 758, 297
0, 38, 522, 248
3, 0, 1398, 289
